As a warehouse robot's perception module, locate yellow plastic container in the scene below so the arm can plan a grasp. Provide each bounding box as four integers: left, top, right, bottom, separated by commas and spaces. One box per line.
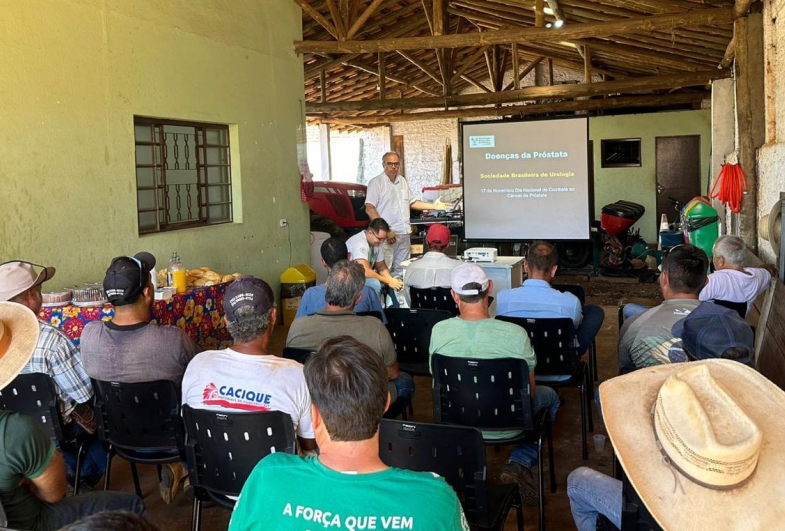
280, 264, 316, 326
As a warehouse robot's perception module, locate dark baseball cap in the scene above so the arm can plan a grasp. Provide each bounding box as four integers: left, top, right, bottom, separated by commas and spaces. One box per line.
224, 276, 274, 322
671, 301, 754, 363
103, 252, 156, 306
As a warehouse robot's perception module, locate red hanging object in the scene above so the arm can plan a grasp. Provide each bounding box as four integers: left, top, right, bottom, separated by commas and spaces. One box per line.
710, 152, 747, 214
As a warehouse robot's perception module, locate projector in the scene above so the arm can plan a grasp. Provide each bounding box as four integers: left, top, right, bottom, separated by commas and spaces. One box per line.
463, 248, 498, 262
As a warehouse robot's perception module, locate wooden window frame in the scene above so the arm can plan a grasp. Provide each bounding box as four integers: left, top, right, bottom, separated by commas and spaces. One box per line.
134, 117, 233, 235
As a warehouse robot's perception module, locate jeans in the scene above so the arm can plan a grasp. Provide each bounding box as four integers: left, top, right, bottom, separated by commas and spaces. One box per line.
60, 423, 107, 487
364, 279, 401, 308
622, 303, 650, 320
392, 371, 415, 402
508, 385, 560, 469
567, 467, 622, 531
33, 491, 145, 531
577, 305, 605, 357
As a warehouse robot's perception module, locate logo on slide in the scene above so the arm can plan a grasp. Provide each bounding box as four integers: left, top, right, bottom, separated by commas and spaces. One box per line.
469, 135, 495, 148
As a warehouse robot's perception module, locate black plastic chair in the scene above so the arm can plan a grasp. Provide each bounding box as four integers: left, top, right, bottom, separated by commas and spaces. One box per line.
711, 299, 748, 319
431, 354, 554, 531
92, 379, 185, 498
496, 316, 594, 460
409, 286, 459, 317
282, 347, 315, 364
0, 373, 89, 495
551, 283, 598, 382
379, 420, 523, 531
385, 308, 452, 376
182, 405, 296, 531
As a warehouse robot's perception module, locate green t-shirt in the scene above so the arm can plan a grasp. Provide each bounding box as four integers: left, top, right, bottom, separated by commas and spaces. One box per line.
229, 453, 469, 531
429, 318, 536, 440
0, 410, 57, 530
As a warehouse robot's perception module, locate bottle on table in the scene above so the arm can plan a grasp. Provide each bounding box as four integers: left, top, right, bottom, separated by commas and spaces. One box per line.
168, 252, 187, 294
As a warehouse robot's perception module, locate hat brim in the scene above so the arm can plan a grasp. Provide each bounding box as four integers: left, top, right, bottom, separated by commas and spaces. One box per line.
601, 359, 785, 530
0, 302, 40, 390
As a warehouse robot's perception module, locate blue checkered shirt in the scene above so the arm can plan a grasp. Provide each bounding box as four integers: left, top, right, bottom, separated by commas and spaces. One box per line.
20, 322, 93, 420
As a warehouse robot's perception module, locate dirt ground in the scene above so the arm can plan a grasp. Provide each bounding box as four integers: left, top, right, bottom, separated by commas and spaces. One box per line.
556, 274, 663, 306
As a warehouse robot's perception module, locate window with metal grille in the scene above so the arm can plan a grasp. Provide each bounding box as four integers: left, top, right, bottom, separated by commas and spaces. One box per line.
134, 117, 233, 234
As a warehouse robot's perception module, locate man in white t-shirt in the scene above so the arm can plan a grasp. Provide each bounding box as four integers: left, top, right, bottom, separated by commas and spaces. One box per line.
181, 276, 316, 452
365, 151, 448, 275
699, 235, 775, 311
346, 218, 403, 297
403, 223, 460, 307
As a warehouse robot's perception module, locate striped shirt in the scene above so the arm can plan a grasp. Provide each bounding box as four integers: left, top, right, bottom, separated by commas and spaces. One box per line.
21, 322, 93, 420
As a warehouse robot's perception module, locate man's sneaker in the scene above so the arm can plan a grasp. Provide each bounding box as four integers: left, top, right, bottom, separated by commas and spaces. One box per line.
499, 462, 539, 505
160, 462, 188, 505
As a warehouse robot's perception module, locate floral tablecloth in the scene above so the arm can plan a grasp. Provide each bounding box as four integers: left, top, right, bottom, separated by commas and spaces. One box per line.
38, 283, 233, 351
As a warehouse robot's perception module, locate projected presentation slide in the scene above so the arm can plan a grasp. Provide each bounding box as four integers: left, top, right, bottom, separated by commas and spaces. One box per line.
462, 117, 590, 240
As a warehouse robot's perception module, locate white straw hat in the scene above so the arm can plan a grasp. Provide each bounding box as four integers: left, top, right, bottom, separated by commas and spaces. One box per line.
601, 359, 785, 530
0, 302, 40, 390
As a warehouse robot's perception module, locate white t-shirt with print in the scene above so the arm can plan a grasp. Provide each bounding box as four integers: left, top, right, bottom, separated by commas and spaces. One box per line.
181, 348, 314, 439
346, 230, 384, 269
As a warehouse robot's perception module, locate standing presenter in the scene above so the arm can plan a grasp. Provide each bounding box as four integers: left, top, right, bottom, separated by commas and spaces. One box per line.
365, 151, 449, 275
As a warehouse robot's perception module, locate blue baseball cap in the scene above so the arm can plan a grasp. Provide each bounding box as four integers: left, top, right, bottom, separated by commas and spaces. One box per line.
671, 302, 754, 363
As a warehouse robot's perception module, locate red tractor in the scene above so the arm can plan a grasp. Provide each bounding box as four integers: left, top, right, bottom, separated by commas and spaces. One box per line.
308, 181, 369, 239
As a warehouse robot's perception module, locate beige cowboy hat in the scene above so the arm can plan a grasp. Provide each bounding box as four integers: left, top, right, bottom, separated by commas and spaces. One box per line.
0, 302, 39, 390
601, 359, 785, 530
0, 261, 56, 301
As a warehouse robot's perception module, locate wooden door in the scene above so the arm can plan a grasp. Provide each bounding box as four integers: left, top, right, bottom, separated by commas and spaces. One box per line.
655, 135, 701, 229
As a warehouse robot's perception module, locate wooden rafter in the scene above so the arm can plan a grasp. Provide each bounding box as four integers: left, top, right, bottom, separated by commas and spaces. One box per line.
346, 0, 386, 40
295, 8, 733, 54
294, 0, 340, 40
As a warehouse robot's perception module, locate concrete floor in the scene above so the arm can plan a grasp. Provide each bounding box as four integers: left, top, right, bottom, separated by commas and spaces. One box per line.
105, 305, 621, 531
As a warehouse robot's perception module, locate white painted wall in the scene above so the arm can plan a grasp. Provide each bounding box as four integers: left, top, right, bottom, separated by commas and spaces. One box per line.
757, 0, 785, 263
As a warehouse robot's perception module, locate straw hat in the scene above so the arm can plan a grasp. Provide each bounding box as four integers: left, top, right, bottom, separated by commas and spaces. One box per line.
0, 302, 39, 390
601, 359, 785, 530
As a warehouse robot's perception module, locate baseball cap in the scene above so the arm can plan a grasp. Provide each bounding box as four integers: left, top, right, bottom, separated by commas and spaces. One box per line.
0, 261, 56, 301
103, 252, 156, 306
224, 276, 274, 322
671, 301, 754, 363
426, 224, 451, 246
450, 263, 489, 295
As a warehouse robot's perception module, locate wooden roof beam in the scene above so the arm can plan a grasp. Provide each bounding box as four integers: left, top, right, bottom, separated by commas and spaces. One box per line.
294, 0, 340, 40
314, 92, 709, 125
397, 51, 444, 86
346, 0, 385, 40
305, 69, 727, 112
294, 8, 733, 53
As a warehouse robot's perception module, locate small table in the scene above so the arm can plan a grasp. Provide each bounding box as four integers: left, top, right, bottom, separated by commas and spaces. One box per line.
38, 283, 233, 350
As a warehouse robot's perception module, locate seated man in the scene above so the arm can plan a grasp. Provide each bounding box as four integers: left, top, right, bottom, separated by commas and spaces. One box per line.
429, 263, 560, 504
346, 217, 403, 297
618, 244, 708, 373
402, 223, 460, 307
80, 252, 196, 503
295, 237, 386, 323
699, 234, 775, 311
0, 301, 145, 531
182, 276, 316, 453
496, 241, 604, 356
667, 301, 754, 364
286, 260, 413, 409
568, 360, 781, 531
0, 260, 104, 488
229, 336, 469, 531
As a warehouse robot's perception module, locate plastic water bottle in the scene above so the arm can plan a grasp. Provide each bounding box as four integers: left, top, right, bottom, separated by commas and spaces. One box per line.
168, 253, 187, 294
